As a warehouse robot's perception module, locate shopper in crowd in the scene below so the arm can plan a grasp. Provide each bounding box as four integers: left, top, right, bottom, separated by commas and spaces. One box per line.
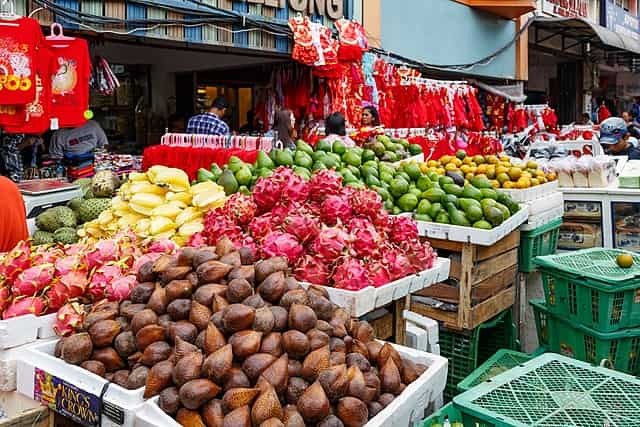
274, 109, 297, 149
49, 120, 108, 160
622, 111, 640, 139
0, 176, 28, 252
598, 100, 612, 124
240, 110, 258, 134
324, 112, 356, 147
186, 96, 230, 136
578, 113, 593, 126
599, 117, 640, 160
361, 105, 381, 127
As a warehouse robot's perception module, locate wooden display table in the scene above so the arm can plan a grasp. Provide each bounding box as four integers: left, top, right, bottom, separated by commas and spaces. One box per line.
411, 231, 519, 330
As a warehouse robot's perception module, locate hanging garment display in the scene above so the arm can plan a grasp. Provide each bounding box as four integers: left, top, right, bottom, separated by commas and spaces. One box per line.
90, 56, 120, 95
45, 24, 91, 128
335, 18, 368, 62
0, 16, 45, 105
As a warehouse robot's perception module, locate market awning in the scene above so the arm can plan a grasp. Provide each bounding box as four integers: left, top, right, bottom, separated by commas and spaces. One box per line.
468, 80, 527, 102
531, 16, 640, 59
453, 0, 536, 19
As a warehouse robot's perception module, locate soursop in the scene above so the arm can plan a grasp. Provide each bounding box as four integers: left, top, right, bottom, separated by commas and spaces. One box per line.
73, 178, 93, 198
52, 206, 77, 228
77, 198, 112, 223
67, 197, 84, 212
35, 209, 61, 232
53, 227, 79, 245
92, 171, 121, 198
32, 230, 55, 246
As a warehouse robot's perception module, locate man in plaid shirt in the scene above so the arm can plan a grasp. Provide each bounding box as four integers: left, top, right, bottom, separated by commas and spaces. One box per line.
186, 97, 231, 135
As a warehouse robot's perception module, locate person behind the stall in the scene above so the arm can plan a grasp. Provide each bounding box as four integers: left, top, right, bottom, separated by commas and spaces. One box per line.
622, 111, 640, 139
274, 109, 297, 150
49, 120, 108, 160
239, 110, 257, 134
0, 176, 28, 252
600, 117, 640, 160
361, 106, 381, 128
186, 96, 230, 136
577, 113, 594, 126
324, 112, 356, 147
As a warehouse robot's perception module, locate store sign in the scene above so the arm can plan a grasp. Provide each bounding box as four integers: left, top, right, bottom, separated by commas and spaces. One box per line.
604, 1, 640, 41
541, 0, 588, 18
244, 0, 344, 19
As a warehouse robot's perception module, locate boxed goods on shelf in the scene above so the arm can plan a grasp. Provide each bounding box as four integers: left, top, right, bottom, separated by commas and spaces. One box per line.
535, 248, 640, 332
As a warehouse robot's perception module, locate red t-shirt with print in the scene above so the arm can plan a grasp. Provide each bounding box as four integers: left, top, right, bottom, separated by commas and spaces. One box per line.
0, 17, 44, 105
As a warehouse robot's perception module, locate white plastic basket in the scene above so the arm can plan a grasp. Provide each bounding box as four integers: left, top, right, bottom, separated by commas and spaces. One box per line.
16, 340, 145, 427
136, 342, 448, 427
520, 204, 565, 231
300, 258, 450, 317
499, 180, 559, 203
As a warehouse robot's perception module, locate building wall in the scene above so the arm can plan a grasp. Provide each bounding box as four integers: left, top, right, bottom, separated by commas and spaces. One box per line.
374, 0, 518, 79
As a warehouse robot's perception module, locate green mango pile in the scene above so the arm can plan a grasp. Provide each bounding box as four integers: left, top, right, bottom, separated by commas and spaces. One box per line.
360, 135, 422, 162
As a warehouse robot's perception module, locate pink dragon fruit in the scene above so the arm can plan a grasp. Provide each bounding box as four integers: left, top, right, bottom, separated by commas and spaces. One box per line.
30, 246, 64, 265
132, 252, 163, 275
12, 264, 55, 297
0, 240, 31, 282
249, 214, 276, 243
367, 260, 392, 288
65, 243, 88, 256
282, 173, 310, 204
295, 255, 330, 286
270, 202, 299, 223
403, 240, 437, 271
0, 286, 11, 315
54, 254, 87, 276
58, 271, 88, 298
320, 195, 353, 226
253, 176, 284, 213
332, 258, 371, 291
53, 302, 86, 336
146, 239, 179, 255
347, 218, 381, 258
202, 211, 243, 246
388, 216, 419, 244
2, 296, 46, 319
88, 263, 124, 301
261, 232, 304, 263
86, 239, 120, 270
233, 234, 258, 259
381, 246, 416, 280
283, 213, 321, 244
308, 170, 343, 203
311, 227, 350, 262
350, 189, 384, 219
105, 275, 137, 302
187, 232, 207, 248
224, 193, 258, 225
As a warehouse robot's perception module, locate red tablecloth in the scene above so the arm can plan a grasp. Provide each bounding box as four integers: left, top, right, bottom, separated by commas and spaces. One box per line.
142, 145, 259, 180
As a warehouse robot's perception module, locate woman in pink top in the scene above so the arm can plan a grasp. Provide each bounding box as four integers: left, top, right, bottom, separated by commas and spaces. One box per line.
323, 112, 356, 147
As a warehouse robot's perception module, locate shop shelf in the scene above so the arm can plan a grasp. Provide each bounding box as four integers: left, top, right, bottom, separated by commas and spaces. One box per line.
453, 353, 640, 427
518, 217, 562, 273
535, 248, 640, 332
457, 349, 533, 392
439, 309, 517, 402
531, 299, 640, 375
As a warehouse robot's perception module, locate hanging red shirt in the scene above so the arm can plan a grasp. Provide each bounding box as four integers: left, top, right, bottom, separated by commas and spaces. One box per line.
45, 36, 90, 128
0, 17, 45, 105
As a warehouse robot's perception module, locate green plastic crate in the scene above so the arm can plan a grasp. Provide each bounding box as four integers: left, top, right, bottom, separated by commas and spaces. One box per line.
534, 248, 640, 332
518, 218, 562, 273
457, 349, 533, 392
439, 309, 517, 402
453, 353, 640, 427
422, 403, 467, 427
531, 299, 640, 375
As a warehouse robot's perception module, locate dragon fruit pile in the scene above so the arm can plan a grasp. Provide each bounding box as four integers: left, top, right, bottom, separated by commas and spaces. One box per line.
190, 168, 437, 290
0, 232, 177, 320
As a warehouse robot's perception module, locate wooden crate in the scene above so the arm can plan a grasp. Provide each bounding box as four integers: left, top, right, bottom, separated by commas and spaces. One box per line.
0, 391, 51, 427
363, 309, 393, 341
412, 231, 519, 330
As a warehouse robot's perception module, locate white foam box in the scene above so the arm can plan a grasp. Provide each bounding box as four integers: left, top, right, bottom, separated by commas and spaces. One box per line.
499, 180, 559, 203
300, 258, 450, 317
415, 208, 528, 246
526, 191, 563, 217
0, 313, 57, 351
16, 340, 145, 427
520, 205, 565, 231
136, 342, 448, 427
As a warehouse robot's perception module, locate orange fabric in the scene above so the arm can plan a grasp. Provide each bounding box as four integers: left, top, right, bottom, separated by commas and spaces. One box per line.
0, 177, 28, 252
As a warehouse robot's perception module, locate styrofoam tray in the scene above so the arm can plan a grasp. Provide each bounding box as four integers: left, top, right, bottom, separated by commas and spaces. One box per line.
520, 204, 564, 231
300, 258, 450, 317
0, 312, 57, 350
415, 208, 528, 246
499, 180, 559, 202
526, 191, 563, 217
392, 153, 425, 167
16, 340, 145, 427
0, 338, 57, 392
136, 342, 448, 427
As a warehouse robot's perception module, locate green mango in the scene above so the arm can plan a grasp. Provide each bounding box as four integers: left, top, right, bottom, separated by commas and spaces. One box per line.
379, 163, 396, 176
397, 193, 419, 212
448, 205, 471, 227
389, 178, 410, 198
427, 172, 440, 182
342, 171, 358, 184
312, 150, 327, 162
275, 150, 294, 167
480, 188, 498, 200
227, 156, 245, 173
494, 202, 511, 221
371, 142, 386, 157
217, 169, 239, 195
416, 176, 433, 192
483, 206, 505, 226
294, 151, 313, 169
441, 194, 458, 208
269, 149, 279, 163
210, 164, 223, 180
363, 160, 379, 169
459, 198, 484, 222
409, 188, 423, 198
322, 154, 339, 169
312, 161, 327, 171
403, 163, 422, 181
380, 172, 394, 184
443, 184, 463, 197
343, 150, 362, 167
481, 198, 498, 210
296, 140, 314, 156
366, 174, 382, 187
256, 151, 275, 169
377, 134, 391, 145
362, 149, 376, 163
473, 220, 493, 230
293, 167, 311, 180
381, 151, 398, 162
384, 199, 395, 211
346, 181, 366, 189
506, 201, 521, 215
409, 144, 423, 155
235, 166, 253, 187
462, 184, 483, 201
471, 177, 493, 189
238, 186, 251, 195
415, 213, 433, 222
257, 168, 273, 178
428, 202, 443, 219
197, 168, 215, 183
439, 176, 455, 187
317, 140, 332, 152
332, 140, 346, 155
422, 188, 446, 203
435, 211, 450, 224
347, 165, 361, 178
362, 165, 379, 179
417, 199, 432, 215
397, 172, 412, 183
375, 186, 392, 202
